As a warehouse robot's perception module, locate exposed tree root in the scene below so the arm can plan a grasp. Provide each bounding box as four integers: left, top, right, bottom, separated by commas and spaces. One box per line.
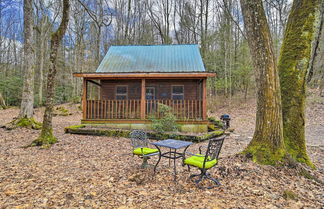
31, 128, 57, 148
5, 117, 42, 130
243, 142, 316, 170
243, 142, 287, 166
284, 137, 315, 169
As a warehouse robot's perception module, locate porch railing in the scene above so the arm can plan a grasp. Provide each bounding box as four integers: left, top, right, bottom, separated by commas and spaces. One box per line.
145, 100, 202, 120
86, 100, 141, 119
85, 99, 203, 120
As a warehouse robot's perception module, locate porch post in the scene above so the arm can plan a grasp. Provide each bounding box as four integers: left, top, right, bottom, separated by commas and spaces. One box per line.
141, 78, 146, 119
82, 78, 87, 120
202, 78, 207, 120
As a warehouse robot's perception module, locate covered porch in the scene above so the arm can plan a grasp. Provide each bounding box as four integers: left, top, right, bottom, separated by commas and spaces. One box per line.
74, 73, 214, 123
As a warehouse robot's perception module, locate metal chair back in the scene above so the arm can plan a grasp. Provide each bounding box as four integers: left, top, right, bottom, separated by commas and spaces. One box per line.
130, 130, 148, 149
203, 136, 225, 169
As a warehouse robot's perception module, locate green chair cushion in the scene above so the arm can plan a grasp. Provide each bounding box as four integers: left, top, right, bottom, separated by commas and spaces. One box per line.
133, 147, 159, 155
184, 154, 217, 169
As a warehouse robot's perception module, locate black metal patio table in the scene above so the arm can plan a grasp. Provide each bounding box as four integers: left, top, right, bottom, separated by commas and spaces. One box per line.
152, 139, 193, 181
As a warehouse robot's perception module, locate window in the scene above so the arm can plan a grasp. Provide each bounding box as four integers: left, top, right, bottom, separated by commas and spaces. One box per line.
172, 85, 184, 100
116, 85, 128, 100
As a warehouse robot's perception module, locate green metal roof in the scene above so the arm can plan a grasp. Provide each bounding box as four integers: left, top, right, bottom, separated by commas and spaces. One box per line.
96, 44, 205, 73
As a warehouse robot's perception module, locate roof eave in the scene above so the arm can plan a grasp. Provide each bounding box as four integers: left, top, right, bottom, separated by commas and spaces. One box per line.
73, 72, 216, 79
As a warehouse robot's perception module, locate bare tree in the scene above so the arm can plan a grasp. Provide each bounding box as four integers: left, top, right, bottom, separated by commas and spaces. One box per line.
77, 0, 112, 66
6, 0, 41, 129
19, 0, 35, 119
0, 92, 7, 109
70, 1, 87, 98
33, 0, 70, 147
34, 0, 53, 106
148, 0, 173, 44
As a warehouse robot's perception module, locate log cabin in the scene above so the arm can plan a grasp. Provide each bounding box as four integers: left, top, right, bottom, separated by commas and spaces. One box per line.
73, 44, 215, 133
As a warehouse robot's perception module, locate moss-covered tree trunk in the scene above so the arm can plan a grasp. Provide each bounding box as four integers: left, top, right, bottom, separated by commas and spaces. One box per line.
33, 0, 70, 147
278, 0, 319, 167
240, 0, 286, 164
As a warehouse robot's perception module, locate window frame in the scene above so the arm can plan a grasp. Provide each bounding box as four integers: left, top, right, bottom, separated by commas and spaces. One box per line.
115, 85, 128, 100
171, 85, 184, 100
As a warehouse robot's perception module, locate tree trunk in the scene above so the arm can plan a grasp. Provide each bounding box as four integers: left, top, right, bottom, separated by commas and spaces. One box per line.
33, 0, 70, 147
124, 0, 131, 42
240, 0, 285, 164
0, 92, 7, 109
19, 0, 35, 118
95, 26, 101, 66
307, 0, 324, 84
278, 0, 319, 167
38, 20, 48, 106
5, 0, 42, 130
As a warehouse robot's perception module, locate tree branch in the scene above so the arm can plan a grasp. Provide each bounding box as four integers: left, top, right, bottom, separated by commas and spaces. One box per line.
221, 0, 247, 40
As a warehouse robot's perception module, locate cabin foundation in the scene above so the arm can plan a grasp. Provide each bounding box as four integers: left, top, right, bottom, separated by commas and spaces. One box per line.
81, 120, 208, 133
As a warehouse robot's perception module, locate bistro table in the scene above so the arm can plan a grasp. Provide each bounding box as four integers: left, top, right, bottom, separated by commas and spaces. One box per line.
152, 139, 193, 181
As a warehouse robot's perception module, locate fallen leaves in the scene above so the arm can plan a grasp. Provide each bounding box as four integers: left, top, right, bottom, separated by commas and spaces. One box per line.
0, 101, 323, 208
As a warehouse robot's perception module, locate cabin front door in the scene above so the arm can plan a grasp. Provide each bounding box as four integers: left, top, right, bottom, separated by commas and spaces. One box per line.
146, 87, 155, 100
146, 87, 156, 114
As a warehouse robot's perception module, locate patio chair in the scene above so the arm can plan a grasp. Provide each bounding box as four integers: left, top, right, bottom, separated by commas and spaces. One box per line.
183, 136, 225, 189
130, 130, 159, 168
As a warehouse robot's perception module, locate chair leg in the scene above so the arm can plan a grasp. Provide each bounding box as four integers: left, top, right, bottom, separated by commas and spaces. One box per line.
189, 173, 201, 180
182, 162, 191, 172
189, 169, 221, 189
141, 156, 149, 169
205, 173, 221, 188
189, 170, 204, 184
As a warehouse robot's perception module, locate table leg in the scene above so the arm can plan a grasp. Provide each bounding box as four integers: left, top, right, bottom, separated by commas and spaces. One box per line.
183, 145, 190, 172
154, 145, 162, 174
173, 148, 177, 181
169, 148, 171, 167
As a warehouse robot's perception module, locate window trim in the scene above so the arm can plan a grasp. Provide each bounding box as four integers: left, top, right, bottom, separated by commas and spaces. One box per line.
171, 85, 184, 100
115, 85, 128, 100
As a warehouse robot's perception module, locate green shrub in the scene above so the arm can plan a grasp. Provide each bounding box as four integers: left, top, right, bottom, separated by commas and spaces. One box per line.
208, 117, 223, 128
72, 96, 81, 104
151, 103, 178, 132
54, 106, 70, 116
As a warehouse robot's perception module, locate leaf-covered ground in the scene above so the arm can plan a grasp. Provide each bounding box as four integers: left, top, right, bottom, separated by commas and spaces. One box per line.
0, 99, 323, 209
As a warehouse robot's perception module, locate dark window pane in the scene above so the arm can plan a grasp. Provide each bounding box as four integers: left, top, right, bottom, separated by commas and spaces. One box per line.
117, 86, 127, 94
146, 88, 154, 94
172, 95, 184, 100
116, 95, 127, 100
172, 86, 183, 94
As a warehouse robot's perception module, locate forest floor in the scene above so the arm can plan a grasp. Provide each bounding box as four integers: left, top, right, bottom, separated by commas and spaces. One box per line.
0, 96, 323, 209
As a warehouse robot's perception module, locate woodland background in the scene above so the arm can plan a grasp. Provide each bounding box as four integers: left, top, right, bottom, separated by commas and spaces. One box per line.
0, 1, 324, 207
1, 0, 323, 107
